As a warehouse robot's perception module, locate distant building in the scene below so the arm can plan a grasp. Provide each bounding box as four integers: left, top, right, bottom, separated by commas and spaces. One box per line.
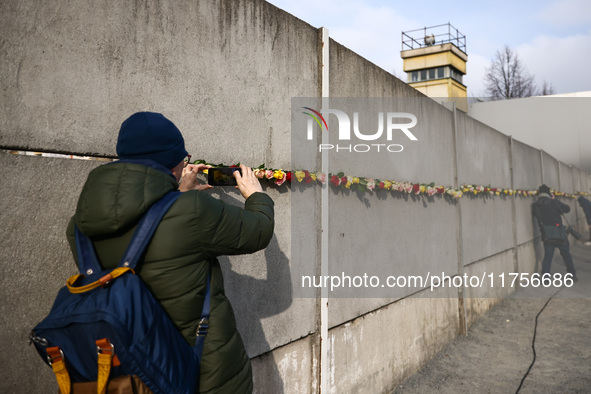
401, 23, 468, 112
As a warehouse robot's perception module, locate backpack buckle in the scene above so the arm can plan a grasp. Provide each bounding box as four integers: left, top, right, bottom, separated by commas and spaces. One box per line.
97, 338, 121, 367
97, 340, 115, 355
196, 317, 209, 337
46, 347, 64, 366
99, 273, 113, 288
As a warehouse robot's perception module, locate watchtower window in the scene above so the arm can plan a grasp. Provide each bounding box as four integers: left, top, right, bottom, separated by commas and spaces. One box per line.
408, 66, 463, 84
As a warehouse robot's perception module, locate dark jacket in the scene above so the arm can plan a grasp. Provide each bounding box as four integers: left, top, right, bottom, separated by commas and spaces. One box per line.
578, 197, 591, 225
533, 192, 570, 226
66, 161, 274, 393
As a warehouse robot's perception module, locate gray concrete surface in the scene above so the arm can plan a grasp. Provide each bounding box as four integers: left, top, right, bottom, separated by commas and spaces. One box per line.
2, 0, 591, 393
395, 242, 591, 393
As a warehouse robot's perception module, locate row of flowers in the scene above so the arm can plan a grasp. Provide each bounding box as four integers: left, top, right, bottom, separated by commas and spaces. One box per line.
193, 160, 587, 199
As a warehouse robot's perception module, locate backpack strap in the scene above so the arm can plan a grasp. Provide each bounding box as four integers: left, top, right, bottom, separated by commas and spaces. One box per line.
117, 191, 181, 270
75, 225, 102, 275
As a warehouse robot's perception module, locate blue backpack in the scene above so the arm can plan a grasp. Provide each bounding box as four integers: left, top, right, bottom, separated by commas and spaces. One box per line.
30, 191, 210, 394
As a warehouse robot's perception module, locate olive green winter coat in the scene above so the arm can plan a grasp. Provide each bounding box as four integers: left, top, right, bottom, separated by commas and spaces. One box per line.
66, 161, 274, 393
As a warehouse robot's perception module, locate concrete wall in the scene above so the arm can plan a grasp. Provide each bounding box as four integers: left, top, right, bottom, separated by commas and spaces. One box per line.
1, 1, 590, 393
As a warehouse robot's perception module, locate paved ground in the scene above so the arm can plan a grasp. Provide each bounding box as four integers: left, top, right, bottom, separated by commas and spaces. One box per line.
395, 242, 591, 394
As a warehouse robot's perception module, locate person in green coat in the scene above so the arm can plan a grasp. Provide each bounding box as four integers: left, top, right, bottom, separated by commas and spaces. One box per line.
66, 112, 274, 393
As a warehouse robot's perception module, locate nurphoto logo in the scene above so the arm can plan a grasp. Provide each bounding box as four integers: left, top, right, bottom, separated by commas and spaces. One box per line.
302, 107, 418, 153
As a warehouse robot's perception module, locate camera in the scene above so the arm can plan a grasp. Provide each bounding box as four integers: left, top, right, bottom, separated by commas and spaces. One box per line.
566, 226, 582, 240
207, 167, 242, 186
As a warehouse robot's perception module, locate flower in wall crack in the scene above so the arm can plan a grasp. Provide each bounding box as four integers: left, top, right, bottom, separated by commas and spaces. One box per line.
366, 178, 376, 192
378, 180, 392, 190
404, 182, 413, 194
436, 186, 446, 194
295, 170, 306, 182
344, 176, 353, 189
273, 170, 284, 180
316, 172, 326, 184
254, 169, 265, 179
412, 183, 420, 195
427, 186, 437, 197
265, 170, 275, 180
330, 175, 341, 187
275, 174, 287, 186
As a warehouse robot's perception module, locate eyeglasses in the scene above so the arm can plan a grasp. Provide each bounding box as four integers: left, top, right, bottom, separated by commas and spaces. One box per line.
183, 154, 192, 165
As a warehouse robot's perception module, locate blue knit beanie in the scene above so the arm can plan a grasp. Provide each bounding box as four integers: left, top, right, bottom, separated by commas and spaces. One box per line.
116, 112, 188, 169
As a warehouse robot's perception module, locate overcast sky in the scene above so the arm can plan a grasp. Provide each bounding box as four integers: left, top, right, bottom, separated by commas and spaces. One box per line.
266, 0, 591, 96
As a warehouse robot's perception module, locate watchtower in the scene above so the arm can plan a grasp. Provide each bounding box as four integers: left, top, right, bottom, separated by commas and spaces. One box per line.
401, 23, 468, 111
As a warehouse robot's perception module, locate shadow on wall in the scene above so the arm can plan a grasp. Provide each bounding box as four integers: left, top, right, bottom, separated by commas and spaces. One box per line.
219, 236, 293, 393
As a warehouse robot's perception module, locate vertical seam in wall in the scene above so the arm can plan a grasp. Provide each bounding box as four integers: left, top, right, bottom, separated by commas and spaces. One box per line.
451, 103, 467, 336
540, 150, 545, 185
319, 26, 330, 394
509, 137, 520, 280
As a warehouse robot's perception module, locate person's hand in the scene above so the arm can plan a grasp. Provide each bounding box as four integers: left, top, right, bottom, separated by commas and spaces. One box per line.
179, 164, 213, 192
234, 164, 264, 199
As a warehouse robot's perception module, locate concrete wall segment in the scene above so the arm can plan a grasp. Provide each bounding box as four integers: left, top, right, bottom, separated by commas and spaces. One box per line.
328, 288, 459, 393
456, 113, 511, 187
0, 152, 102, 392
511, 139, 543, 190
329, 39, 418, 98
541, 151, 560, 190
0, 0, 319, 170
326, 192, 459, 326
460, 197, 514, 264
558, 162, 574, 194
251, 334, 319, 393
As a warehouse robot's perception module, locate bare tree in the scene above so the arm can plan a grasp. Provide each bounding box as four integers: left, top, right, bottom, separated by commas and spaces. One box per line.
539, 80, 555, 96
483, 46, 550, 99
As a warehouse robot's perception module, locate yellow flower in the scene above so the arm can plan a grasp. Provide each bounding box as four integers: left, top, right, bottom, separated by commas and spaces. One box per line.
295, 170, 305, 182
383, 180, 392, 190
274, 170, 284, 180
310, 173, 317, 181
203, 169, 209, 174
352, 177, 360, 184
419, 185, 426, 193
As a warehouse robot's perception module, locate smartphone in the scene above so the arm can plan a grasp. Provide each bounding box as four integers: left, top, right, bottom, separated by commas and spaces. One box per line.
207, 167, 241, 186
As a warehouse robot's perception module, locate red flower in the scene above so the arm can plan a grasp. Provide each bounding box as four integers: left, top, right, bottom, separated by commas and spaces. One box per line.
330, 175, 341, 186
286, 172, 292, 182
412, 183, 420, 194
436, 187, 445, 194
304, 170, 312, 183
378, 182, 385, 189
340, 176, 348, 185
